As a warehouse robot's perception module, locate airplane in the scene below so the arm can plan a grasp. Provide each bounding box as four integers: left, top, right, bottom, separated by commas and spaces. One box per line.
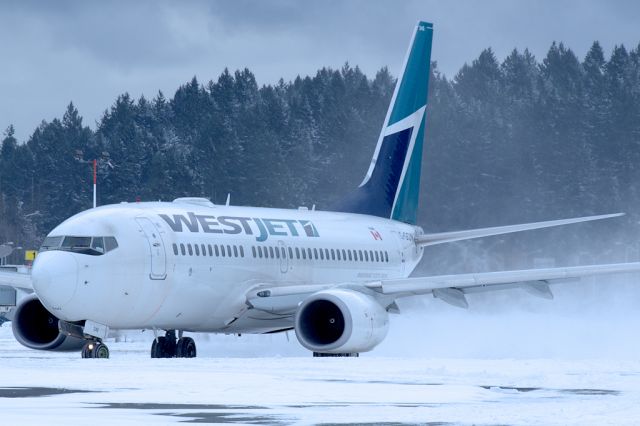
1, 21, 639, 359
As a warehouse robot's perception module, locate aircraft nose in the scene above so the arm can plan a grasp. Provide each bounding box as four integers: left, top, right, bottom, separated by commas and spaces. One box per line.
32, 251, 79, 311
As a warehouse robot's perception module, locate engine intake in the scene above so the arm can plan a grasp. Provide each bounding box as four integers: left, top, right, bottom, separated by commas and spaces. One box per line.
295, 289, 389, 354
12, 295, 85, 351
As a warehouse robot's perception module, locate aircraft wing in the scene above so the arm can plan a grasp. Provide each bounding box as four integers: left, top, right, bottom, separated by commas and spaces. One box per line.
0, 268, 32, 291
415, 213, 623, 247
247, 262, 640, 312
364, 262, 640, 308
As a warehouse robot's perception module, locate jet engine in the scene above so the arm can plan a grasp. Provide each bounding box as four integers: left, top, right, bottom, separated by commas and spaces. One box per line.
294, 289, 389, 354
11, 294, 85, 351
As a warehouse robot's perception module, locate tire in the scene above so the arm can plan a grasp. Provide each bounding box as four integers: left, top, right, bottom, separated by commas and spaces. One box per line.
151, 336, 177, 358
151, 336, 166, 358
92, 342, 110, 359
81, 342, 93, 358
176, 337, 197, 358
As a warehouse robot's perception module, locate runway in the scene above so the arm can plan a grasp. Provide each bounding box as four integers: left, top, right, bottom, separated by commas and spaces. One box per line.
1, 325, 639, 425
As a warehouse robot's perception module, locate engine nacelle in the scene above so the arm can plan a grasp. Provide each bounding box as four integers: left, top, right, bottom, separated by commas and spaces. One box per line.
11, 294, 85, 351
295, 289, 389, 354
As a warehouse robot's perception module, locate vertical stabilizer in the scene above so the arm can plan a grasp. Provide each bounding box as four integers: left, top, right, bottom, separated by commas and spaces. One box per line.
333, 22, 433, 224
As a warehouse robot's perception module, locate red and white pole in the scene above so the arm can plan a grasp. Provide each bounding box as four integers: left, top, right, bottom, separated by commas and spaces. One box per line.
93, 159, 97, 208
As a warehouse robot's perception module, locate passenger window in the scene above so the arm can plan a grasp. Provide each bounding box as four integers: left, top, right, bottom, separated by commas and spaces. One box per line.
336, 250, 340, 261
385, 251, 389, 262
331, 249, 335, 260
295, 247, 300, 259
188, 244, 193, 256
364, 251, 369, 262
180, 243, 186, 256
307, 248, 312, 260
348, 250, 353, 261
319, 249, 324, 260
227, 245, 232, 257
269, 247, 275, 258
215, 245, 220, 256
173, 243, 178, 256
301, 248, 306, 260
221, 245, 226, 257
208, 245, 213, 256
240, 246, 244, 258
233, 246, 238, 257
324, 248, 330, 260
195, 244, 200, 256
201, 244, 206, 255
252, 246, 256, 258
258, 246, 263, 258
281, 247, 286, 258
375, 251, 379, 262
288, 247, 293, 259
275, 247, 280, 259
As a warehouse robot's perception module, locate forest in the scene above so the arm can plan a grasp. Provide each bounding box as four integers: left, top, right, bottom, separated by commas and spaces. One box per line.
2, 41, 640, 271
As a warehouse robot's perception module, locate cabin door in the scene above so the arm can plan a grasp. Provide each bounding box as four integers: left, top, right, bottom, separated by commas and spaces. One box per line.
136, 217, 167, 280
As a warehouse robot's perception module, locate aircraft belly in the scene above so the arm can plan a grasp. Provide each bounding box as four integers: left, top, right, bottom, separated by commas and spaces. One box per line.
140, 263, 273, 330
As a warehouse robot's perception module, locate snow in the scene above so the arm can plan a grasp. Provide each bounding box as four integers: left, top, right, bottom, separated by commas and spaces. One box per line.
1, 323, 639, 425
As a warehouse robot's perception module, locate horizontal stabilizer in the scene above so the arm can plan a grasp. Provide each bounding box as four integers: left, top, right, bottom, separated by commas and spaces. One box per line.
415, 213, 623, 247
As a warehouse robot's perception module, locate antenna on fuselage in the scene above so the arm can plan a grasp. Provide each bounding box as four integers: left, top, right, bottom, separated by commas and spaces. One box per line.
225, 193, 231, 206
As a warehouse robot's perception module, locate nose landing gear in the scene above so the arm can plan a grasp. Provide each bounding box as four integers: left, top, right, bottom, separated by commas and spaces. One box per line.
151, 330, 197, 358
81, 341, 110, 358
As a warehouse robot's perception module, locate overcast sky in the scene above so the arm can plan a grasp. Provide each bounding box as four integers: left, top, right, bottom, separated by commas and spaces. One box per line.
2, 0, 640, 141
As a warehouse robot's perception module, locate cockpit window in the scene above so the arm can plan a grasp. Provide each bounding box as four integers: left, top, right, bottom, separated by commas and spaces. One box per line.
61, 236, 91, 250
91, 237, 105, 253
41, 236, 64, 250
105, 237, 118, 251
40, 236, 119, 256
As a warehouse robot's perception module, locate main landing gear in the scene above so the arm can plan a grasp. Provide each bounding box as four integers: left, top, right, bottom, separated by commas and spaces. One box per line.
151, 330, 197, 358
81, 340, 110, 359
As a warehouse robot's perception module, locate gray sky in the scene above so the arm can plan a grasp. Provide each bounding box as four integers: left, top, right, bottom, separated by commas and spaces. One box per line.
2, 0, 640, 141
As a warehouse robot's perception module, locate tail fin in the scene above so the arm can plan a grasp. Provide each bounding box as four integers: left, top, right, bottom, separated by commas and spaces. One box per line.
333, 21, 433, 224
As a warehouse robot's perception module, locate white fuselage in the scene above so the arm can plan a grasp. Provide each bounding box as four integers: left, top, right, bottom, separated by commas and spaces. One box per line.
32, 200, 424, 334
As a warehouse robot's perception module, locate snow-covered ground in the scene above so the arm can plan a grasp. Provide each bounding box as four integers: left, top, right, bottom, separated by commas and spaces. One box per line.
1, 307, 639, 426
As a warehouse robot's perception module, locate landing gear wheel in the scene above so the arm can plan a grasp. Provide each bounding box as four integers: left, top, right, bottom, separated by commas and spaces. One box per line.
176, 337, 197, 358
151, 335, 177, 358
81, 341, 110, 358
81, 342, 92, 358
92, 342, 110, 358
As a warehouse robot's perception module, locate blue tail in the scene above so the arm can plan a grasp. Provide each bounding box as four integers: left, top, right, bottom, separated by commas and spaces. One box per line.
333, 22, 433, 224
